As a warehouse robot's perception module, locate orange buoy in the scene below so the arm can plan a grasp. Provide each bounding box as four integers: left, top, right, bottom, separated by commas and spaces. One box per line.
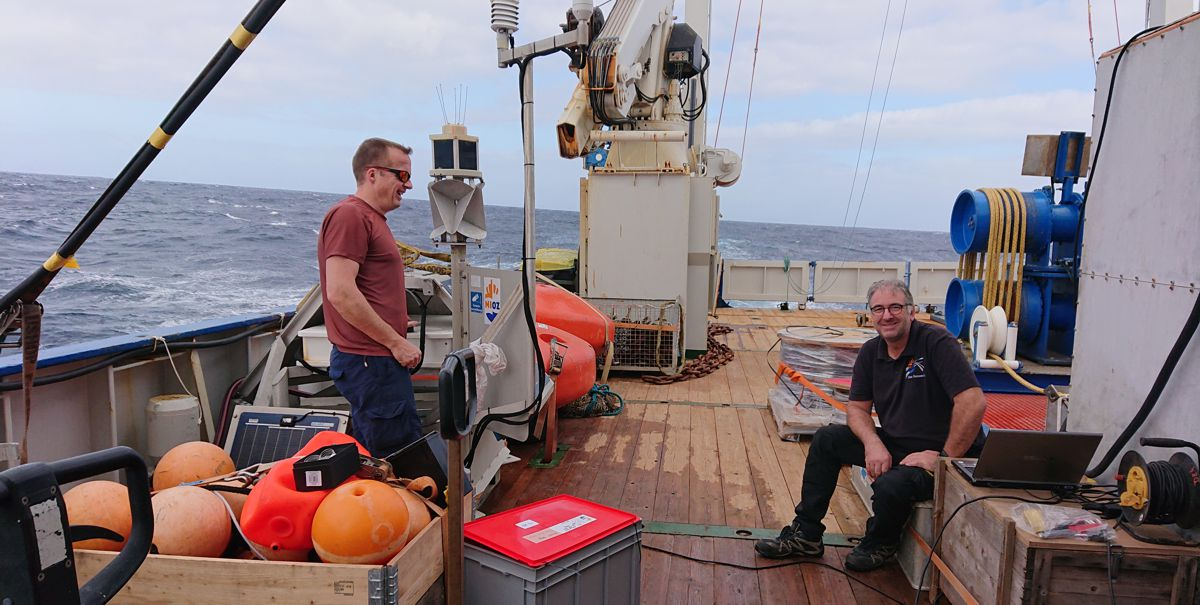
240, 431, 369, 560
312, 480, 410, 565
151, 486, 231, 557
63, 480, 133, 551
537, 323, 596, 407
152, 441, 234, 491
406, 476, 437, 500
393, 487, 433, 541
535, 283, 614, 352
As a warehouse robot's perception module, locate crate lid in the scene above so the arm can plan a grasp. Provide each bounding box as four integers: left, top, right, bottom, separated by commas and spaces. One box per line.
464, 495, 639, 567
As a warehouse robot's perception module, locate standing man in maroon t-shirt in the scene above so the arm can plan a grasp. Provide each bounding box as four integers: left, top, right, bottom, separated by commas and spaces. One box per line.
317, 137, 424, 456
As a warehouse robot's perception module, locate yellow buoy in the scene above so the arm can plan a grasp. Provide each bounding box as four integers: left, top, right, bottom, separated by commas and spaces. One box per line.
151, 486, 231, 557
312, 480, 409, 565
63, 480, 133, 551
153, 441, 234, 491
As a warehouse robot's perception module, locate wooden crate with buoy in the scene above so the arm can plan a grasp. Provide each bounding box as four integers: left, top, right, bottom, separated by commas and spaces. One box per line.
69, 436, 450, 605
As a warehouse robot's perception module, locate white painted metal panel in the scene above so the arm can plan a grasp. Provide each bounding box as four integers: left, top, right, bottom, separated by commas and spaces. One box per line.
812, 262, 905, 304
720, 260, 810, 303
909, 262, 957, 306
1071, 18, 1200, 475
3, 369, 105, 465
581, 173, 690, 302
686, 177, 719, 351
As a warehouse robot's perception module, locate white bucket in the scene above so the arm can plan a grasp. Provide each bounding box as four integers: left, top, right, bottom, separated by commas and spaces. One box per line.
146, 394, 201, 459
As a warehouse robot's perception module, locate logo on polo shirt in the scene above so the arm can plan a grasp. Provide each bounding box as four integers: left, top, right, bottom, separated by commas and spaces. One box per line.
905, 357, 927, 380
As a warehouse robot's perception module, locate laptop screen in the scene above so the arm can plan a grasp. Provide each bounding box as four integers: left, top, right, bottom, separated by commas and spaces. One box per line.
972, 430, 1103, 485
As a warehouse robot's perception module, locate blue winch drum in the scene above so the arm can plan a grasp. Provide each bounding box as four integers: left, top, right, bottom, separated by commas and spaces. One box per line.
949, 189, 1078, 257
945, 278, 982, 339
945, 278, 1045, 345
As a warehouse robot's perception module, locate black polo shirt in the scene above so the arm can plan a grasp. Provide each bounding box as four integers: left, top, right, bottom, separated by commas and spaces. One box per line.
848, 319, 982, 456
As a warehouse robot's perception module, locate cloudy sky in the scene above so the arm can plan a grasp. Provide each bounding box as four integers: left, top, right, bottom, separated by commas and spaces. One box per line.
0, 1, 1185, 231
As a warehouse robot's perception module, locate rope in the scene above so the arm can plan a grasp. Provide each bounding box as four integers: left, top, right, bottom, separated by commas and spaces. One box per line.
973, 188, 1028, 325
987, 353, 1044, 395
561, 383, 625, 418
712, 0, 745, 146
739, 0, 766, 159
1111, 0, 1122, 43
396, 239, 450, 275
642, 324, 734, 384
152, 336, 197, 400
1087, 1, 1098, 68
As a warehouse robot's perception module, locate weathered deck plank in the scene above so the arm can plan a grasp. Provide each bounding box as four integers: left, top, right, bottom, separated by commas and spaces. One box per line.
483, 309, 925, 605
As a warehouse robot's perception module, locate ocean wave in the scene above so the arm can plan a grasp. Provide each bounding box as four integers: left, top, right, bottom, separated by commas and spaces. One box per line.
223, 213, 246, 221
270, 221, 288, 226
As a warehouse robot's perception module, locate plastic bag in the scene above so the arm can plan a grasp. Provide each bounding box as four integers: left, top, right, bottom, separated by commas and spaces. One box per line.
1012, 503, 1116, 542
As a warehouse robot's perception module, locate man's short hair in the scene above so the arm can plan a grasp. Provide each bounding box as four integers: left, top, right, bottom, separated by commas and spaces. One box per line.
352, 138, 414, 184
866, 279, 914, 307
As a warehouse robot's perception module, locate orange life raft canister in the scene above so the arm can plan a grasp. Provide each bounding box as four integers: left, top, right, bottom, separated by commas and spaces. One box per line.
534, 283, 613, 353
537, 323, 596, 407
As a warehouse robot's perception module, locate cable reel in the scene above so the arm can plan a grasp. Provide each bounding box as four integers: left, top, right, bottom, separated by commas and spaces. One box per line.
1116, 437, 1200, 529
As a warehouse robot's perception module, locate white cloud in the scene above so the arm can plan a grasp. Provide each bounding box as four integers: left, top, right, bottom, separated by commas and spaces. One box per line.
0, 0, 1168, 230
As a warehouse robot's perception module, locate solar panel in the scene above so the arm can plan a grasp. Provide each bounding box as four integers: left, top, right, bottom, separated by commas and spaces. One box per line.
223, 405, 349, 470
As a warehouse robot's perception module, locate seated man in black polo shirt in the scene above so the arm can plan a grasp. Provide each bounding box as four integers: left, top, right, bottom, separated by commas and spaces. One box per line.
756, 279, 987, 571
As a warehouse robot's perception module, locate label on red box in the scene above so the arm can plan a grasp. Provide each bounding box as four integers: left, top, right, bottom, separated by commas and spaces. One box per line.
522, 514, 595, 544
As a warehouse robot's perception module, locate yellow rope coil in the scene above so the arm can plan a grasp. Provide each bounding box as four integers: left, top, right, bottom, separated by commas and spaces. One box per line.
966, 188, 1028, 328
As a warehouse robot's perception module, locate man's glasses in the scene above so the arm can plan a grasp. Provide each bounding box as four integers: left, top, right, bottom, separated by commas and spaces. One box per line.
370, 166, 411, 184
869, 303, 911, 317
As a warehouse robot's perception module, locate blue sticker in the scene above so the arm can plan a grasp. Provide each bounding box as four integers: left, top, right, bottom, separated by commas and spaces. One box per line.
470, 291, 483, 313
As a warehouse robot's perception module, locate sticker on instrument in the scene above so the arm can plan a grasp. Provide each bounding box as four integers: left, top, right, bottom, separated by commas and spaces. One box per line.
515, 519, 539, 529
31, 499, 67, 569
305, 470, 323, 487
483, 277, 501, 324
521, 515, 596, 544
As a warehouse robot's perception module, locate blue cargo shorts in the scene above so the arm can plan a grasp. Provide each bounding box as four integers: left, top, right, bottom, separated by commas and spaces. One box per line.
328, 345, 423, 457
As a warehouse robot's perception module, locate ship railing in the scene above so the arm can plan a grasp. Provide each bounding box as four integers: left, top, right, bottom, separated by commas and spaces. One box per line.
720, 260, 957, 307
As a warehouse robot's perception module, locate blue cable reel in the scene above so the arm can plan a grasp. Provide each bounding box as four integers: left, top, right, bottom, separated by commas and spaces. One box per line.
945, 131, 1086, 365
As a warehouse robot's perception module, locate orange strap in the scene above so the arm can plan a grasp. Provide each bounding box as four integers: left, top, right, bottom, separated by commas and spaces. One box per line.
907, 526, 980, 605
775, 363, 864, 414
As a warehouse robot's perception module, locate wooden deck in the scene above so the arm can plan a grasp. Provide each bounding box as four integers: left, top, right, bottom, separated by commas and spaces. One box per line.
481, 308, 921, 604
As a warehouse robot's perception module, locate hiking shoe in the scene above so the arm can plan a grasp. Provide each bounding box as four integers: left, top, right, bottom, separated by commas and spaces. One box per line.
754, 524, 824, 559
844, 540, 898, 572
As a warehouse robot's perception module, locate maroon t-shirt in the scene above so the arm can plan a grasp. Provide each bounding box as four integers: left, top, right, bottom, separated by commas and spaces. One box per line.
317, 196, 408, 356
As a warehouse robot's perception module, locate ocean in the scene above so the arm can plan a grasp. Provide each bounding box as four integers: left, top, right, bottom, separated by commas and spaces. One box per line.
0, 171, 956, 348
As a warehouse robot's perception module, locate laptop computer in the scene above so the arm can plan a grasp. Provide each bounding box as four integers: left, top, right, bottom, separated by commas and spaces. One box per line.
952, 430, 1103, 489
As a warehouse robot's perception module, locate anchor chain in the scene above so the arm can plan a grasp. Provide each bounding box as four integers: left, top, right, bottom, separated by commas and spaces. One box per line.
642, 324, 734, 384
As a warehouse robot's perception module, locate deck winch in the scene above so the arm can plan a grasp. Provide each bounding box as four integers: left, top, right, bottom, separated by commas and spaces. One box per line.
945, 131, 1086, 364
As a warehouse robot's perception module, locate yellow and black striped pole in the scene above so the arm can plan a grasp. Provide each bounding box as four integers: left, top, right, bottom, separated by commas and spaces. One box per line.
0, 0, 285, 322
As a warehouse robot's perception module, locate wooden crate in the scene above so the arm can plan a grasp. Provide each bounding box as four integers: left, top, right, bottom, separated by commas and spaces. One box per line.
933, 460, 1200, 605
74, 514, 444, 605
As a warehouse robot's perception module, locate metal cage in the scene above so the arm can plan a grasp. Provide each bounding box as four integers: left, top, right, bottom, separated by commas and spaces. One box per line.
586, 297, 682, 374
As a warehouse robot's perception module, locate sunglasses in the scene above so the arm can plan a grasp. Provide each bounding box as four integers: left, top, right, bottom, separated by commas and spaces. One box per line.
370, 166, 411, 184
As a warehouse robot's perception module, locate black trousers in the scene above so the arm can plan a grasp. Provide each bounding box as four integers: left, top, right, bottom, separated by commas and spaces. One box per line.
794, 424, 934, 546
